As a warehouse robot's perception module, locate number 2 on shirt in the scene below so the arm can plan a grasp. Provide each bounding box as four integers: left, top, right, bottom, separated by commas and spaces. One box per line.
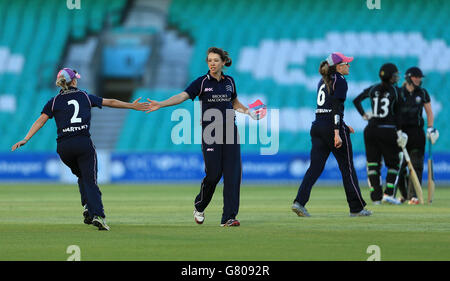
68, 99, 82, 123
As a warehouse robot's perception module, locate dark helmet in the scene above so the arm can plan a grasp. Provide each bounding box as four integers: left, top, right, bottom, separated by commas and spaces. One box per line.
405, 66, 425, 84
379, 63, 399, 83
405, 66, 424, 78
405, 66, 425, 86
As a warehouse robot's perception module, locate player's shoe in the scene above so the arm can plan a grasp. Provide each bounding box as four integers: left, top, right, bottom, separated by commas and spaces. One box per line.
193, 208, 205, 224
291, 201, 311, 217
92, 216, 110, 231
372, 200, 381, 205
350, 209, 372, 217
220, 219, 240, 227
382, 194, 401, 205
83, 204, 93, 225
408, 197, 419, 205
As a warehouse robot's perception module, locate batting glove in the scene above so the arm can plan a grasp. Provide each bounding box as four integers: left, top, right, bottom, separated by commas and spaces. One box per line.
427, 127, 439, 145
396, 130, 408, 148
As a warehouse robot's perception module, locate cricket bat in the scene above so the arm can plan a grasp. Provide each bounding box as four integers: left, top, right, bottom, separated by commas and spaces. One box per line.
402, 147, 424, 204
427, 141, 435, 204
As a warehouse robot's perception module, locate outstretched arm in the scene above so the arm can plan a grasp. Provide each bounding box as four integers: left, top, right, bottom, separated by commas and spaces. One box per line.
102, 97, 150, 111
145, 92, 190, 113
11, 113, 49, 151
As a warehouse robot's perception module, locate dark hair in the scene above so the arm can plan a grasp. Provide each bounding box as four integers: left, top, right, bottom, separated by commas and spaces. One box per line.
319, 60, 337, 93
206, 47, 232, 67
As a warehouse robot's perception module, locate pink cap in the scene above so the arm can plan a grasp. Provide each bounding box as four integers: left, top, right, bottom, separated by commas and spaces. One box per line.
57, 68, 81, 83
326, 52, 353, 66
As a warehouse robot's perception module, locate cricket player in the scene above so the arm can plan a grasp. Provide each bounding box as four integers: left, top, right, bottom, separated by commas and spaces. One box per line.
144, 47, 263, 227
292, 52, 371, 217
397, 67, 439, 204
353, 63, 407, 205
11, 68, 150, 230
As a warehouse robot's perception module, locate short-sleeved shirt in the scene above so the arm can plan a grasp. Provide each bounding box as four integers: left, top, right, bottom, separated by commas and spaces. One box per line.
353, 83, 401, 129
399, 86, 430, 128
315, 72, 347, 124
184, 71, 237, 126
41, 87, 103, 142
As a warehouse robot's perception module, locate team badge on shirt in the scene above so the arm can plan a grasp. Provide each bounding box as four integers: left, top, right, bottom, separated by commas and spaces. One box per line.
415, 96, 422, 104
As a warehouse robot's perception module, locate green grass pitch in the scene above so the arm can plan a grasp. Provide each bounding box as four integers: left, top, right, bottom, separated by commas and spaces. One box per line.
0, 184, 449, 261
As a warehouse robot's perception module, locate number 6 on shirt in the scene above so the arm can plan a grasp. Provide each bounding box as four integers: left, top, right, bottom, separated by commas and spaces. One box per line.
317, 84, 326, 106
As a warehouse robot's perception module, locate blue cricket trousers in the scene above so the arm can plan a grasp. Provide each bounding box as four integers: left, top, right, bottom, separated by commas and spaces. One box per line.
295, 120, 366, 213
194, 123, 242, 224
57, 136, 105, 218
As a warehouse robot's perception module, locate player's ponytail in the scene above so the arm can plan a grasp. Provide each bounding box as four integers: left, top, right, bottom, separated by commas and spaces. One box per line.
319, 60, 336, 94
206, 47, 232, 67
56, 75, 69, 91
224, 52, 232, 67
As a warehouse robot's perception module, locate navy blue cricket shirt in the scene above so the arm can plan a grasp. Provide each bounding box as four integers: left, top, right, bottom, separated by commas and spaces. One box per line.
184, 71, 237, 126
41, 87, 103, 142
315, 72, 347, 125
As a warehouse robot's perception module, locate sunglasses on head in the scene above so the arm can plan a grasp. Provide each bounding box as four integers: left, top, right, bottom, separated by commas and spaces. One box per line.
339, 62, 349, 66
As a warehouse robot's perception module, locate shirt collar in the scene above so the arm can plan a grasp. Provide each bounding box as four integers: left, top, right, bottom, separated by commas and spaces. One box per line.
206, 71, 225, 81
402, 84, 417, 95
59, 86, 78, 94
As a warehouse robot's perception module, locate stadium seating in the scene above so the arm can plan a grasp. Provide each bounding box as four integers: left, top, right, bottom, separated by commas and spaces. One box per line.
117, 0, 449, 152
0, 0, 126, 151
1, 0, 449, 153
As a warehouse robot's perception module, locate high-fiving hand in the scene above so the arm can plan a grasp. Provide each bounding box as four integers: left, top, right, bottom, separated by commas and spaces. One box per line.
132, 97, 151, 111
145, 99, 162, 113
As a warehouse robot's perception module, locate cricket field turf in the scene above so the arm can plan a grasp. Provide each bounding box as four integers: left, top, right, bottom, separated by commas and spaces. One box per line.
0, 184, 449, 261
